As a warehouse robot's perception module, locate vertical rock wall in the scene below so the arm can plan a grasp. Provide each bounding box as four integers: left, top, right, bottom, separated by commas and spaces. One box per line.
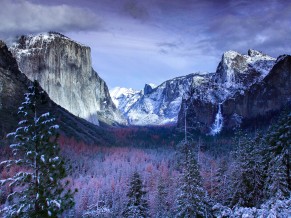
10, 33, 125, 126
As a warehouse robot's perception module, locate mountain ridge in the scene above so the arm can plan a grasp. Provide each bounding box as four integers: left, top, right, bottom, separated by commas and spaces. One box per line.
9, 32, 126, 126
110, 49, 289, 134
0, 40, 115, 144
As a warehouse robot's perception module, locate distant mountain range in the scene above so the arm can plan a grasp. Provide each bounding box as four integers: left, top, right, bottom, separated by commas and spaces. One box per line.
0, 32, 289, 136
110, 49, 290, 134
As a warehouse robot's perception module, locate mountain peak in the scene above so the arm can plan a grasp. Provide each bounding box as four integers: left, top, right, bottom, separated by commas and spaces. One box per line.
248, 49, 264, 57
223, 50, 241, 59
143, 83, 156, 95
12, 32, 87, 51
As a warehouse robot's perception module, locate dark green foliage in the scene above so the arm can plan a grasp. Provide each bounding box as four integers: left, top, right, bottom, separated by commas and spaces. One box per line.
264, 112, 291, 199
175, 143, 209, 218
229, 132, 266, 207
154, 177, 170, 217
213, 158, 230, 205
0, 81, 75, 218
123, 171, 149, 218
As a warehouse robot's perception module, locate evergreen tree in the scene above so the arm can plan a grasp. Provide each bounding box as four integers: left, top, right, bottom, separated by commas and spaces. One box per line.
0, 81, 75, 218
123, 171, 148, 218
213, 158, 230, 205
154, 176, 170, 218
264, 112, 291, 200
229, 133, 265, 207
175, 145, 209, 218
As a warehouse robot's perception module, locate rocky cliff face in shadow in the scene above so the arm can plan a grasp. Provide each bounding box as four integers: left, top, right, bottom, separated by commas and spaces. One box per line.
222, 55, 291, 129
0, 40, 115, 145
178, 51, 290, 134
10, 32, 125, 126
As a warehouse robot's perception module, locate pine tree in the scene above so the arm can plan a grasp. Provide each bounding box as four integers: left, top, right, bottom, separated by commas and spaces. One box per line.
175, 145, 208, 218
123, 171, 148, 218
213, 158, 230, 205
264, 112, 291, 200
229, 133, 265, 207
154, 176, 170, 218
0, 81, 75, 218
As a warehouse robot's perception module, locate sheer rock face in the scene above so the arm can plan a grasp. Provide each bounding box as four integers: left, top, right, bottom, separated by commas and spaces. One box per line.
222, 55, 291, 129
214, 49, 275, 88
10, 33, 125, 126
0, 40, 114, 144
177, 51, 290, 133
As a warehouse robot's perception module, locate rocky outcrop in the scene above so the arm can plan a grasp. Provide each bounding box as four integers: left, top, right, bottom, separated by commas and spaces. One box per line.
143, 84, 155, 95
10, 32, 125, 126
110, 87, 142, 116
178, 52, 290, 134
214, 49, 275, 88
0, 40, 114, 144
222, 55, 291, 129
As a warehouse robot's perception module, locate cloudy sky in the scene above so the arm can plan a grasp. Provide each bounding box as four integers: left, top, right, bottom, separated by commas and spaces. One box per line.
0, 0, 290, 89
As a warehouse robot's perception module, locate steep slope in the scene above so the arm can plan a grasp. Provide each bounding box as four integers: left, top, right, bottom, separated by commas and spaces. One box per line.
178, 51, 290, 134
110, 87, 142, 115
113, 49, 277, 128
9, 32, 125, 126
222, 55, 291, 129
112, 74, 211, 125
0, 40, 115, 145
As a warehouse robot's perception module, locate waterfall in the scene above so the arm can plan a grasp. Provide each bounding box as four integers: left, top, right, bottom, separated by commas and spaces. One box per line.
210, 103, 223, 135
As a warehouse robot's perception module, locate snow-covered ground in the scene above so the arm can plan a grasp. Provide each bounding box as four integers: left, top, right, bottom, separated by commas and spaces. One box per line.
212, 198, 291, 218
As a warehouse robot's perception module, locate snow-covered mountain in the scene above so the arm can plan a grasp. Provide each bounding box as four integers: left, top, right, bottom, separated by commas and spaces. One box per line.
9, 32, 126, 126
178, 50, 290, 134
110, 87, 142, 115
111, 49, 290, 134
111, 74, 212, 125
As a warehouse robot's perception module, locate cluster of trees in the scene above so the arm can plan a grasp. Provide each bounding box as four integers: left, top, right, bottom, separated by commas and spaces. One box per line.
214, 113, 291, 207
213, 113, 290, 209
0, 81, 290, 217
0, 82, 76, 217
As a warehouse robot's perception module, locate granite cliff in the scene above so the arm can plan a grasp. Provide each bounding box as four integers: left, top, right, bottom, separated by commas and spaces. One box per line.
0, 40, 115, 144
111, 49, 290, 134
10, 32, 125, 126
178, 51, 290, 134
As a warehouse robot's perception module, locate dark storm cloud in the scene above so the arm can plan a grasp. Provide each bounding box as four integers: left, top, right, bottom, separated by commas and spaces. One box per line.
0, 0, 101, 38
1, 0, 289, 89
122, 0, 149, 21
178, 0, 291, 56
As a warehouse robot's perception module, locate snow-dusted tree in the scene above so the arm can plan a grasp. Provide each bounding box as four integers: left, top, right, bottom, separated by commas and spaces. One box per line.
264, 112, 291, 200
213, 158, 230, 205
123, 171, 148, 218
175, 145, 209, 218
0, 81, 75, 217
229, 133, 265, 207
153, 176, 170, 217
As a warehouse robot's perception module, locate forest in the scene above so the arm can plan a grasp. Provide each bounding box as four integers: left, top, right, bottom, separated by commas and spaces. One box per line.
0, 83, 290, 217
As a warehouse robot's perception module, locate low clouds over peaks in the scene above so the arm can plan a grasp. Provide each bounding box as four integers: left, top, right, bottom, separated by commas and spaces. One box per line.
0, 0, 101, 38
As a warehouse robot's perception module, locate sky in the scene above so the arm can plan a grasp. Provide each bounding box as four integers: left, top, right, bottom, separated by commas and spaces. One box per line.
0, 0, 290, 90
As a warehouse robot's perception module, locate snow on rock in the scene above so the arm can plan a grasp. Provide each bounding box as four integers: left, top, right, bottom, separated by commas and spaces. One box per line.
114, 74, 210, 125
111, 50, 277, 128
110, 87, 142, 114
215, 49, 275, 90
9, 32, 126, 126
